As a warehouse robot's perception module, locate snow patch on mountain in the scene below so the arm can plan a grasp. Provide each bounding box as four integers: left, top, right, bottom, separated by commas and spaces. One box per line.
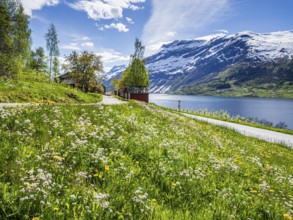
106, 65, 126, 79
245, 31, 293, 60
107, 31, 293, 93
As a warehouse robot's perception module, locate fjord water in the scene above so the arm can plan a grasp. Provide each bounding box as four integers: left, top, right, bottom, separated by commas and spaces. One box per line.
149, 94, 293, 130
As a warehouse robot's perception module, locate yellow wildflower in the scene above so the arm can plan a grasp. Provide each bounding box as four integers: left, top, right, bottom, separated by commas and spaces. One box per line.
32, 218, 40, 220
53, 207, 59, 212
53, 155, 64, 161
172, 182, 177, 187
93, 173, 99, 177
105, 165, 110, 171
121, 155, 126, 159
269, 189, 275, 193
283, 214, 292, 220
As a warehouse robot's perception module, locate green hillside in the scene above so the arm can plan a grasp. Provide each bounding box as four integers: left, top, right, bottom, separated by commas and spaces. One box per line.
1, 102, 292, 219
0, 76, 102, 103
178, 59, 293, 98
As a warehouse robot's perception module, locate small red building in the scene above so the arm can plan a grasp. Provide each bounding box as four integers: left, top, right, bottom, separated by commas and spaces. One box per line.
117, 86, 149, 103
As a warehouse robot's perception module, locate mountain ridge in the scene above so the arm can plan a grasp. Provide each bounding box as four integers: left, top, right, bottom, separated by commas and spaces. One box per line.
106, 31, 293, 97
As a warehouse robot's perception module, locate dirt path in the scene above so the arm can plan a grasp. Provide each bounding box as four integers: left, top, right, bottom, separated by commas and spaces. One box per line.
0, 95, 126, 108
0, 103, 31, 108
100, 95, 127, 105
183, 113, 293, 148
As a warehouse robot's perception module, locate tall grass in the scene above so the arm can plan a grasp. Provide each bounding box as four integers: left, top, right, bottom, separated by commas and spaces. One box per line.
0, 102, 292, 219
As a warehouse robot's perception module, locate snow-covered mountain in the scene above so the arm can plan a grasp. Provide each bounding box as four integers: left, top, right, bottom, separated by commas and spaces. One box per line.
106, 31, 293, 94
104, 65, 126, 88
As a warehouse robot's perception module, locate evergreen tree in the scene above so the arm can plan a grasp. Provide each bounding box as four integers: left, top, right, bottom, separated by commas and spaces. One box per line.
45, 23, 59, 81
30, 47, 47, 74
0, 0, 31, 78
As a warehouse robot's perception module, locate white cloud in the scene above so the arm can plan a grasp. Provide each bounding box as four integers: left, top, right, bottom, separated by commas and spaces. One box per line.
68, 0, 145, 20
216, 29, 229, 34
21, 0, 60, 16
142, 0, 230, 55
81, 42, 95, 47
146, 41, 172, 55
126, 17, 134, 24
129, 4, 143, 10
96, 50, 130, 71
81, 36, 91, 41
167, 31, 177, 37
97, 51, 129, 63
104, 23, 129, 32
60, 43, 82, 51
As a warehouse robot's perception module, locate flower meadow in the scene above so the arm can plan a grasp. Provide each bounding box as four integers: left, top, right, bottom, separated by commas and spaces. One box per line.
0, 102, 292, 219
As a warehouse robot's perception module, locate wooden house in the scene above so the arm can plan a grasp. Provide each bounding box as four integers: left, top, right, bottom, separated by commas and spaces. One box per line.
116, 86, 149, 103
57, 73, 106, 94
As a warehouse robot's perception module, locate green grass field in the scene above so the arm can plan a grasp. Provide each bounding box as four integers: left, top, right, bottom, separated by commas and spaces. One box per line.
0, 78, 102, 103
0, 102, 292, 219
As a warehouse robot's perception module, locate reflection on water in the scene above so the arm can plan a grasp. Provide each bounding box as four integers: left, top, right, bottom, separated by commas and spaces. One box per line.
149, 94, 293, 130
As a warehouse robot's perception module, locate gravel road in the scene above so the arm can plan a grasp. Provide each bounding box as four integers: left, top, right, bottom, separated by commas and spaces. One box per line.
183, 113, 293, 148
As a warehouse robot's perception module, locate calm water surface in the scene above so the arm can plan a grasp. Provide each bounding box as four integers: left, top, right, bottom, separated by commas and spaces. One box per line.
149, 94, 293, 130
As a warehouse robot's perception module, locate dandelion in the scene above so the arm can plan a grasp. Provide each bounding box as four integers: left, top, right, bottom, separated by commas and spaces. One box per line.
283, 214, 292, 220
53, 207, 59, 212
105, 165, 110, 171
172, 182, 177, 187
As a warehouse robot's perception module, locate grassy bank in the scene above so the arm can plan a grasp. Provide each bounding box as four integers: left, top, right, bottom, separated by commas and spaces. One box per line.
174, 108, 293, 135
0, 102, 292, 219
0, 77, 102, 103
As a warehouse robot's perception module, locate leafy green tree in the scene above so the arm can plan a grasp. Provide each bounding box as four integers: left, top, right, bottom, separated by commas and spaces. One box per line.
30, 47, 47, 73
53, 56, 60, 79
111, 78, 122, 90
64, 50, 103, 92
0, 1, 13, 77
45, 23, 59, 80
13, 1, 31, 65
0, 0, 31, 78
119, 38, 150, 87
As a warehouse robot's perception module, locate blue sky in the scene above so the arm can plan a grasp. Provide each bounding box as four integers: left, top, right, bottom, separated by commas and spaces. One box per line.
21, 0, 293, 71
